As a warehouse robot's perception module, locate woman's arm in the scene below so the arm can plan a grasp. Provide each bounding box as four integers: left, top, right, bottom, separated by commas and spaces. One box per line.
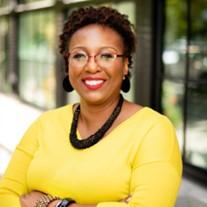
0, 118, 40, 207
20, 191, 131, 207
127, 116, 182, 207
94, 116, 182, 207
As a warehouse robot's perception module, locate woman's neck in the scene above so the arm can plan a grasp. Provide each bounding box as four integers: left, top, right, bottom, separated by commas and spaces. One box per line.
78, 95, 121, 135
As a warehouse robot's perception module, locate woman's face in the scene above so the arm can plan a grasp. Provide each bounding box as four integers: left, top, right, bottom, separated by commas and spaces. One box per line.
68, 24, 128, 104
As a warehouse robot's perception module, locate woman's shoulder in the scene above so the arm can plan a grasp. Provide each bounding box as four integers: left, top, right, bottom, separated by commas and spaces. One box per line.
35, 104, 74, 124
122, 101, 173, 128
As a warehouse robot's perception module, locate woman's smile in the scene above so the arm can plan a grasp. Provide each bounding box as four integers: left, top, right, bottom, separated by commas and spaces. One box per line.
82, 77, 106, 90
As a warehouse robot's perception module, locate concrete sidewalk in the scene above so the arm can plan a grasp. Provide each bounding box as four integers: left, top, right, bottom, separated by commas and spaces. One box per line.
0, 93, 207, 206
176, 177, 207, 207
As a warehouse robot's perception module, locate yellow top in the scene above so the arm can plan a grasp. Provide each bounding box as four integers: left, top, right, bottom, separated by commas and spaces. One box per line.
0, 105, 182, 207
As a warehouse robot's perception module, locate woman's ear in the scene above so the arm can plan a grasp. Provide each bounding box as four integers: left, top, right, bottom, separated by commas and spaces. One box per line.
124, 58, 129, 75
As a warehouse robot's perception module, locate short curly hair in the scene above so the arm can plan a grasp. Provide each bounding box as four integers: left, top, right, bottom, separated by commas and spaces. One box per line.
59, 6, 136, 74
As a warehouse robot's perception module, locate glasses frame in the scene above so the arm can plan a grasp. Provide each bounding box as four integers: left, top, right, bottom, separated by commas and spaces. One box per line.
67, 50, 125, 68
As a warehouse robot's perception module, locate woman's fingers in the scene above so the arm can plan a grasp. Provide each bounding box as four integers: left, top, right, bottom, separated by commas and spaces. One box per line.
120, 195, 132, 203
20, 191, 45, 207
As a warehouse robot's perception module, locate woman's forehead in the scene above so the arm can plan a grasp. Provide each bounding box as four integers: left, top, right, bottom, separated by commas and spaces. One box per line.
68, 24, 124, 51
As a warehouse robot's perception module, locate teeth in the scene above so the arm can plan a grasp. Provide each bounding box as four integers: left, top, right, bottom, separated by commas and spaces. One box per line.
85, 80, 104, 86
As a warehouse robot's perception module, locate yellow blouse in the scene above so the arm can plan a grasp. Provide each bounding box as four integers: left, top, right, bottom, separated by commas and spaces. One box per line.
0, 105, 182, 207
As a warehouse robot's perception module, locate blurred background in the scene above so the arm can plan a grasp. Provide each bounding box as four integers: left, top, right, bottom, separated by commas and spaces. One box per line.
0, 0, 207, 206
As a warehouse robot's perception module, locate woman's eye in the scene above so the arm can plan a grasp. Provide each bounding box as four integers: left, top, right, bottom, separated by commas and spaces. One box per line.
72, 53, 86, 60
100, 53, 114, 60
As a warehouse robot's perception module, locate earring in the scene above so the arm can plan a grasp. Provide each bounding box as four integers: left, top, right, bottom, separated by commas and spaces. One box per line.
63, 75, 74, 92
121, 75, 130, 93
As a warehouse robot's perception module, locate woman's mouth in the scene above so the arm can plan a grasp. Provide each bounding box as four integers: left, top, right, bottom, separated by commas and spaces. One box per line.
83, 79, 105, 90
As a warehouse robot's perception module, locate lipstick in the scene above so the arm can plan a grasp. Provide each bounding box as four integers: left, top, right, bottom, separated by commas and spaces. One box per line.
83, 77, 105, 90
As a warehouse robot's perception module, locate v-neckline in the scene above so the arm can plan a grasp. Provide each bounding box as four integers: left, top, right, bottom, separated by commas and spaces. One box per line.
69, 104, 149, 141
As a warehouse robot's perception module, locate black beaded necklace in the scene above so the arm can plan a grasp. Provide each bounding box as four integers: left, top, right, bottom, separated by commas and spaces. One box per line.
69, 94, 124, 149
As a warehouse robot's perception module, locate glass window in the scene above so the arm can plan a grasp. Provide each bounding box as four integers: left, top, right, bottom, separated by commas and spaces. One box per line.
0, 17, 10, 93
65, 1, 136, 104
185, 86, 207, 169
0, 0, 8, 7
185, 0, 207, 169
162, 80, 184, 149
188, 0, 207, 81
18, 0, 46, 3
111, 1, 136, 102
162, 0, 187, 151
18, 10, 56, 109
162, 0, 187, 80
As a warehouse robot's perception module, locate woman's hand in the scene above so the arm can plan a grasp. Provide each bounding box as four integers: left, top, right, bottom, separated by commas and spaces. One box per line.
20, 191, 131, 207
120, 195, 131, 203
20, 190, 45, 207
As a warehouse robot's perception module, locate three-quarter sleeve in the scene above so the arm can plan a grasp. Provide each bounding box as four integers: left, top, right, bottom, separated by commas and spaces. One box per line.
97, 116, 182, 207
0, 118, 40, 207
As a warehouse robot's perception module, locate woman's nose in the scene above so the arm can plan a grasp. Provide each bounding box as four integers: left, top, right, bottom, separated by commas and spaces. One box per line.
84, 56, 100, 73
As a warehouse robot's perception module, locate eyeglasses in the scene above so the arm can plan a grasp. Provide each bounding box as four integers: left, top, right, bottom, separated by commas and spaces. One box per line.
68, 49, 125, 68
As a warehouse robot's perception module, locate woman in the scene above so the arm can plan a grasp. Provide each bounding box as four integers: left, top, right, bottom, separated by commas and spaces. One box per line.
0, 6, 182, 207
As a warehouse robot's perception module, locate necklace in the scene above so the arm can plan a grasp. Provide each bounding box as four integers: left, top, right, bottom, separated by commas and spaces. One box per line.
69, 94, 124, 149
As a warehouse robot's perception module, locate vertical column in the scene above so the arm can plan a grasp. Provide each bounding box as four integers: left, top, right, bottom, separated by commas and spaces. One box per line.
54, 0, 67, 107
150, 0, 165, 111
134, 0, 153, 106
182, 0, 191, 161
8, 0, 19, 94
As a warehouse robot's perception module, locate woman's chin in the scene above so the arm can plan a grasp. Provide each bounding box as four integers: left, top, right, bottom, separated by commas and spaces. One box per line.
79, 92, 109, 105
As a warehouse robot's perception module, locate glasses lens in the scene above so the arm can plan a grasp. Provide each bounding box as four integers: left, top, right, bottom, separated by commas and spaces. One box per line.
69, 51, 87, 67
97, 52, 116, 67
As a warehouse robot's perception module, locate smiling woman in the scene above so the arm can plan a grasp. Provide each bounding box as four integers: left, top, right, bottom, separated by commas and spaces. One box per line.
67, 24, 128, 104
0, 6, 182, 207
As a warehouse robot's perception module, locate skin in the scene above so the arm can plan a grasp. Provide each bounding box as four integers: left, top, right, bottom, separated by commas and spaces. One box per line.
20, 24, 141, 207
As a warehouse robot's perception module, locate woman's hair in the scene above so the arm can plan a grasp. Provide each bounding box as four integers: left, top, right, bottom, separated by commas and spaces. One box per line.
59, 6, 136, 73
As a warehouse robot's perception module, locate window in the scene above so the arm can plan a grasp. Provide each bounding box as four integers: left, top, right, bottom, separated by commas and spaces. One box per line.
162, 0, 187, 151
163, 0, 207, 170
0, 17, 10, 93
18, 0, 46, 3
18, 10, 56, 109
185, 0, 207, 169
0, 0, 8, 7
